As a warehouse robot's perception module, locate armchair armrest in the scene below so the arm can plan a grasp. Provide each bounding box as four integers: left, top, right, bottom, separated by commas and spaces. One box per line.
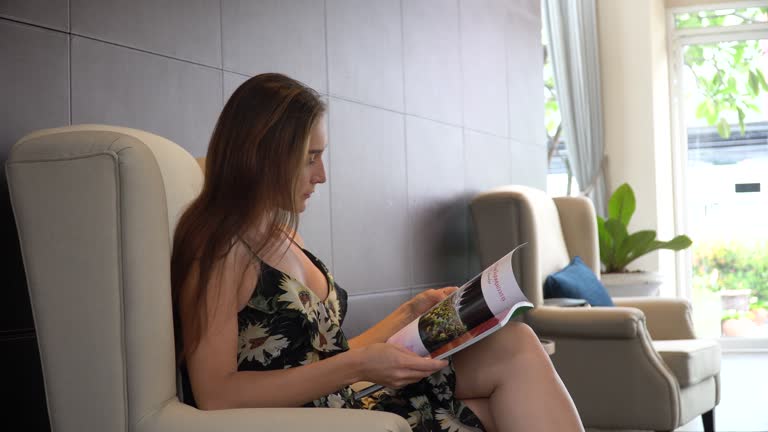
141, 400, 411, 432
613, 297, 696, 340
525, 306, 646, 339
524, 306, 682, 430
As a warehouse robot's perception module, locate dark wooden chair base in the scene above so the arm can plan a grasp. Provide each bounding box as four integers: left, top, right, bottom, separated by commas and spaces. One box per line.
702, 408, 715, 432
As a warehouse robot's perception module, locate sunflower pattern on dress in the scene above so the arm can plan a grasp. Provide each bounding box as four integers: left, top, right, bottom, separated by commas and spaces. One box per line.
234, 245, 486, 432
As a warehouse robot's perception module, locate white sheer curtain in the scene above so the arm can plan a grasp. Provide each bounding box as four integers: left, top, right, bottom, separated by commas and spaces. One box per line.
544, 0, 607, 216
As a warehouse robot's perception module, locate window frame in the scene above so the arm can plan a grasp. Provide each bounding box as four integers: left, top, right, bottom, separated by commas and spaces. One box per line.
667, 1, 768, 350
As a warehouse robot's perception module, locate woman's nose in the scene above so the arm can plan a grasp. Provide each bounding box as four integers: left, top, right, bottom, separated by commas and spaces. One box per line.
312, 162, 326, 184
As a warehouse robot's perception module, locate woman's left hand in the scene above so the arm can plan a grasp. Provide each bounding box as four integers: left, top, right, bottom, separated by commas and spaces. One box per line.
405, 286, 458, 319
349, 286, 460, 349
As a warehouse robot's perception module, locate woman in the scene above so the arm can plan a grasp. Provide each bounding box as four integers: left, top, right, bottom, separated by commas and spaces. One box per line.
172, 73, 583, 432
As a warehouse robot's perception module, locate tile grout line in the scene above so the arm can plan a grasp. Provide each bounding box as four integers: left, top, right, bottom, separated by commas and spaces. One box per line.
501, 0, 514, 184
68, 0, 72, 126
0, 15, 67, 34
0, 16, 508, 140
399, 0, 414, 292
219, 0, 225, 105
457, 0, 471, 281
69, 32, 221, 72
503, 0, 512, 142
323, 0, 335, 270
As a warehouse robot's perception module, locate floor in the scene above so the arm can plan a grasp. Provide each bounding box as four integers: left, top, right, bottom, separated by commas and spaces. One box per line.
586, 352, 768, 432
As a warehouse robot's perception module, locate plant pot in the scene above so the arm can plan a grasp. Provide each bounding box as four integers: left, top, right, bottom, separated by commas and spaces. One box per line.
600, 272, 665, 297
721, 318, 757, 337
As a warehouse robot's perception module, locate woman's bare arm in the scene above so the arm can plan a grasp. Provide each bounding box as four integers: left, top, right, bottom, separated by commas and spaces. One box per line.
347, 306, 414, 349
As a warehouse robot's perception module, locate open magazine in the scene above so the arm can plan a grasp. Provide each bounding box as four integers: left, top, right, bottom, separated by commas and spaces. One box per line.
354, 243, 532, 400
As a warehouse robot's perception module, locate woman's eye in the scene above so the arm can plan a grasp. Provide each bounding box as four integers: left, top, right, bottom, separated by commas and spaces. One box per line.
308, 153, 322, 165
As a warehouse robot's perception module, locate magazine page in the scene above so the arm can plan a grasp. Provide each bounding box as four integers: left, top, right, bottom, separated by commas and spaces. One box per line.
355, 244, 532, 401
354, 309, 524, 401
387, 243, 531, 358
431, 302, 531, 360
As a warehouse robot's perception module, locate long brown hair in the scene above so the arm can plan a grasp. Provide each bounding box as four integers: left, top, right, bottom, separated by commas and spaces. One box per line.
171, 73, 326, 363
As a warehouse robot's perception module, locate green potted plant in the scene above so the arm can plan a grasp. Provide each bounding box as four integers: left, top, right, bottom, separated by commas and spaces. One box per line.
598, 183, 693, 296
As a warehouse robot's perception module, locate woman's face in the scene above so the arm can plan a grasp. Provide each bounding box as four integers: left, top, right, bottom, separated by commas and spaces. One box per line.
295, 114, 327, 213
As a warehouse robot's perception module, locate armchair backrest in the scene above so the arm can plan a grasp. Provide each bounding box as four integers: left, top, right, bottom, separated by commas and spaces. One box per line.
6, 125, 203, 432
470, 185, 600, 306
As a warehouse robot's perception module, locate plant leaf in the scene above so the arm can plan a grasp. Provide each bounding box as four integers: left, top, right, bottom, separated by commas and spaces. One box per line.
614, 230, 656, 271
757, 69, 768, 92
605, 218, 629, 272
657, 235, 693, 251
737, 107, 746, 136
733, 44, 744, 64
607, 183, 635, 227
597, 216, 612, 270
621, 235, 693, 271
748, 70, 759, 95
704, 99, 718, 124
717, 118, 731, 139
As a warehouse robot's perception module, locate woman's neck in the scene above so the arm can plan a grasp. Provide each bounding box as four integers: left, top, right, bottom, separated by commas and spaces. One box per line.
240, 222, 296, 262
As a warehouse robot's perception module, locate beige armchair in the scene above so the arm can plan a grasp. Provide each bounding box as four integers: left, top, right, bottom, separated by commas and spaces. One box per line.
6, 125, 409, 432
470, 185, 721, 432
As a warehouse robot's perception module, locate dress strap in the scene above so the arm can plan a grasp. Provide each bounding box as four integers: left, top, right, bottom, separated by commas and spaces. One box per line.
285, 234, 303, 251
237, 235, 261, 263
272, 225, 303, 249
238, 231, 302, 263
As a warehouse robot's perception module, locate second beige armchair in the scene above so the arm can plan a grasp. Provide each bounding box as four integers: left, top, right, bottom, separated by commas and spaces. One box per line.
470, 185, 721, 432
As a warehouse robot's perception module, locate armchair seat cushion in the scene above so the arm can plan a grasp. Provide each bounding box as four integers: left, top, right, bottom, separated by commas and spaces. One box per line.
653, 339, 721, 387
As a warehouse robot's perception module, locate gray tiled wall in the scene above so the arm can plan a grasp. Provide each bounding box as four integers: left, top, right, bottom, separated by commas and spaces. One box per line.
1, 0, 545, 337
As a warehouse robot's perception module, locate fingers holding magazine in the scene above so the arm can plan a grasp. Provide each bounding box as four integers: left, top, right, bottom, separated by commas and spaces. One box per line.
354, 343, 448, 390
387, 243, 532, 360
354, 244, 531, 401
405, 286, 458, 318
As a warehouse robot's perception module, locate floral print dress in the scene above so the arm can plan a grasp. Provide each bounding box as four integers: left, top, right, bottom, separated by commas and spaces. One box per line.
232, 244, 486, 432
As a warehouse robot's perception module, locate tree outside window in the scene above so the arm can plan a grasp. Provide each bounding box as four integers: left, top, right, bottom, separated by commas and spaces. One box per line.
678, 7, 768, 137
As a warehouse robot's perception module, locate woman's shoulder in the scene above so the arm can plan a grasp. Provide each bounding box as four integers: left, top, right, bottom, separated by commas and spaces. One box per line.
278, 227, 305, 249
225, 239, 262, 309
292, 231, 306, 248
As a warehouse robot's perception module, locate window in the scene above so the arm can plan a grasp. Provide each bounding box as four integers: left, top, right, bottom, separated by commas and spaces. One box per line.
669, 3, 768, 346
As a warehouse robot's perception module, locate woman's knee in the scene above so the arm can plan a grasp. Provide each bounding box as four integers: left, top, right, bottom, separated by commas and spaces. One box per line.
458, 321, 541, 361
501, 321, 543, 353
505, 321, 537, 339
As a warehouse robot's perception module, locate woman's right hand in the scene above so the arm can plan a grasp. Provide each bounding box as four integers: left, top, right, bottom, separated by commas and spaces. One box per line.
354, 343, 448, 389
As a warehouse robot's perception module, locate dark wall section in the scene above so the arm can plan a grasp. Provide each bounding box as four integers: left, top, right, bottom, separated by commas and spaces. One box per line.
1, 1, 545, 428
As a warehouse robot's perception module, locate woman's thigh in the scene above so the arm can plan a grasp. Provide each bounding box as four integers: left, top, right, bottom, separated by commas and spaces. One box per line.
452, 321, 544, 400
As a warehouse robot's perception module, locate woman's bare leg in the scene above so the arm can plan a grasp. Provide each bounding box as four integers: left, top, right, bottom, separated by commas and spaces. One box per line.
453, 322, 583, 432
